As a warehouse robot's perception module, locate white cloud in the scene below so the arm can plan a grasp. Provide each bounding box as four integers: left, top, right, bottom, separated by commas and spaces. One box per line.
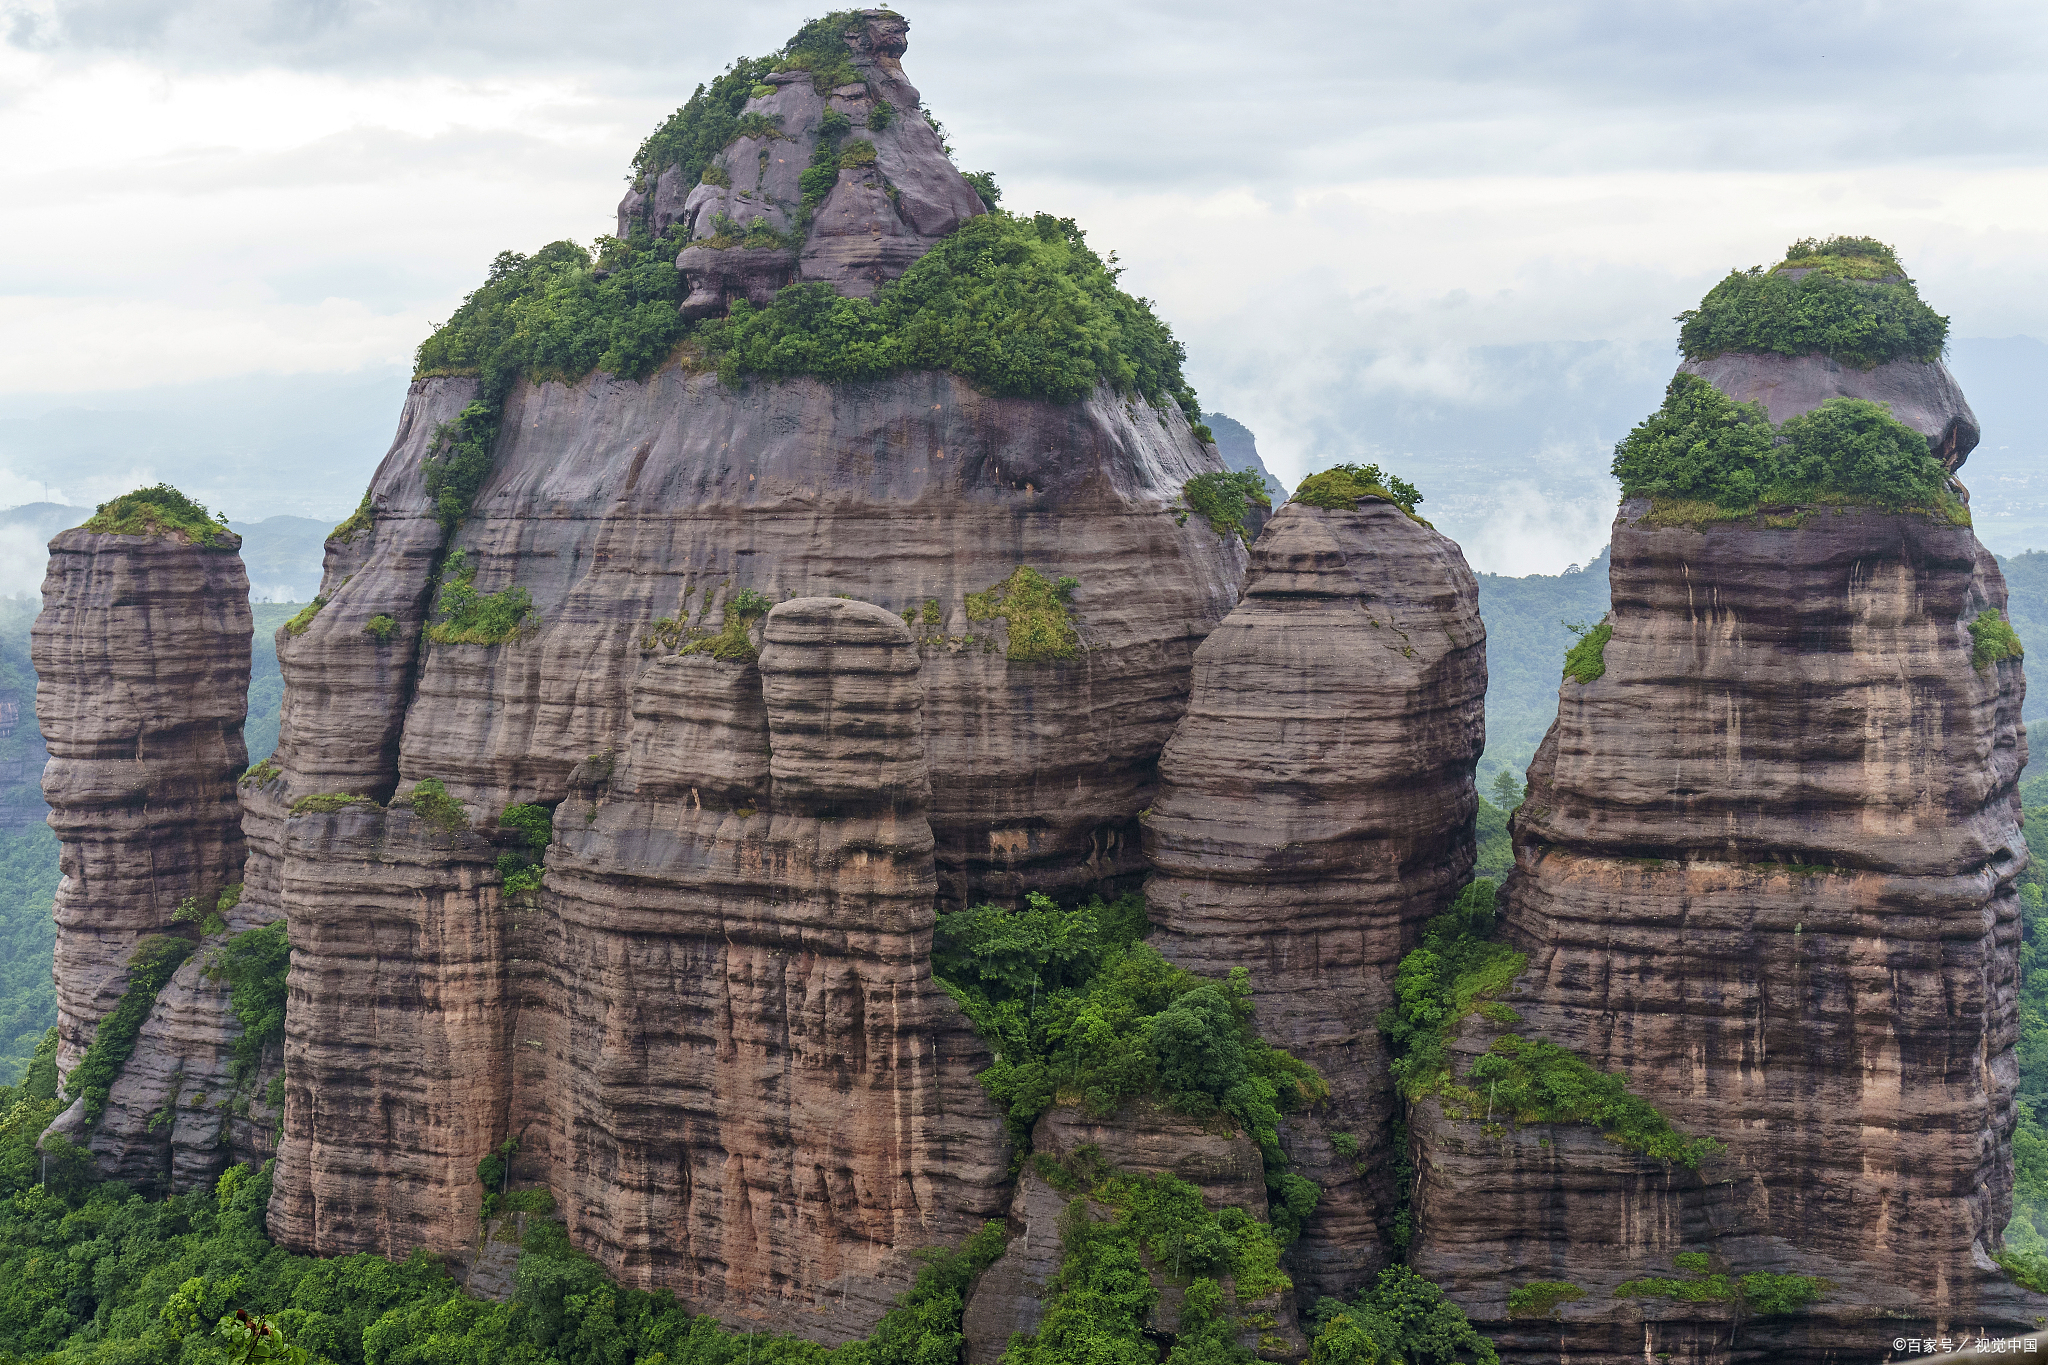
0, 526, 53, 596
0, 0, 2044, 572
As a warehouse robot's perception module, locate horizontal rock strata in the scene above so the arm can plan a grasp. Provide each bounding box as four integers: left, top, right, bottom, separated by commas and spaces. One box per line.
32, 525, 261, 1191
503, 599, 1008, 1335
1409, 496, 2033, 1361
1142, 498, 1487, 1299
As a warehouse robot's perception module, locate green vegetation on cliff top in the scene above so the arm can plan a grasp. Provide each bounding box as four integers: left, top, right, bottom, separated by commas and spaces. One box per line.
1677, 235, 1948, 369
408, 18, 1203, 535
1611, 373, 1958, 517
1292, 462, 1424, 518
80, 484, 231, 548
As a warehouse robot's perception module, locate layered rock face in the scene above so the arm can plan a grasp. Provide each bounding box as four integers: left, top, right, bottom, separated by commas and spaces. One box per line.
249, 10, 1243, 1316
255, 374, 1239, 1319
1408, 497, 2031, 1360
497, 599, 1008, 1335
31, 526, 260, 1188
1142, 499, 1487, 1298
630, 11, 987, 317
33, 530, 252, 1067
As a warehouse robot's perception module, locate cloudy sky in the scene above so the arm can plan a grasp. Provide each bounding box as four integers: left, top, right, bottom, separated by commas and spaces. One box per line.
2, 0, 2045, 575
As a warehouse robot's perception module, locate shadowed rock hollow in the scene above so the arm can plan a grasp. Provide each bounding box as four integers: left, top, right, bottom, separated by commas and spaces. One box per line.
1142, 496, 1487, 1299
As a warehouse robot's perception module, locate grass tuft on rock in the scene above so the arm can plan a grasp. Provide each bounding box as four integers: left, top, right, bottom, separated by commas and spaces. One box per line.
1507, 1281, 1585, 1319
1180, 470, 1270, 542
204, 922, 289, 1089
287, 793, 375, 816
1292, 463, 1424, 518
81, 485, 230, 548
675, 586, 773, 662
424, 551, 536, 646
401, 779, 468, 834
329, 491, 373, 543
1970, 609, 2024, 670
965, 567, 1080, 662
1562, 619, 1612, 684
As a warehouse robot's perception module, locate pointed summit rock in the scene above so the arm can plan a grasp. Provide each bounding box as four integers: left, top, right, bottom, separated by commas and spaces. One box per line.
627, 9, 988, 317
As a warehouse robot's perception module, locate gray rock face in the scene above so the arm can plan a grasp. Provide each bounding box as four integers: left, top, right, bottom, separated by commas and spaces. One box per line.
1679, 350, 1980, 469
255, 366, 1241, 1332
1408, 497, 2033, 1361
666, 10, 985, 314
31, 525, 264, 1190
1142, 499, 1487, 1300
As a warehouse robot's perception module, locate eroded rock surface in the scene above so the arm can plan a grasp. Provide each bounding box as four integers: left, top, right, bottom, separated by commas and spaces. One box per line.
654, 11, 986, 316
1409, 495, 2033, 1361
256, 294, 1236, 1332
1142, 498, 1486, 1299
31, 525, 267, 1190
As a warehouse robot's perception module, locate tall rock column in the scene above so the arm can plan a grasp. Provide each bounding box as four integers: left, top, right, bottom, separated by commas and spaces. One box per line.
32, 515, 253, 1187
504, 597, 1009, 1337
1408, 500, 2032, 1361
1143, 497, 1487, 1298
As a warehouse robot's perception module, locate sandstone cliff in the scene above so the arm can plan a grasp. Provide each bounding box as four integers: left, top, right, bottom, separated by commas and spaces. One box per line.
1141, 496, 1486, 1301
32, 520, 267, 1190
1408, 502, 2032, 1359
241, 12, 1245, 1324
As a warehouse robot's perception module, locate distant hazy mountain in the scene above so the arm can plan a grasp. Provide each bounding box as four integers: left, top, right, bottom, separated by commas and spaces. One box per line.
1201, 412, 1287, 506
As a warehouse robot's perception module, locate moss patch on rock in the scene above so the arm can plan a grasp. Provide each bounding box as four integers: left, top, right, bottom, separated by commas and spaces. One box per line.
1180, 470, 1271, 542
64, 935, 196, 1122
1562, 620, 1612, 684
425, 551, 537, 646
1381, 881, 1724, 1170
1970, 608, 2024, 670
965, 567, 1080, 662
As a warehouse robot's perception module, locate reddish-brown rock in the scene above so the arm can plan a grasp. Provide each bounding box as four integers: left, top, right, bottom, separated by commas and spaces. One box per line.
31, 523, 261, 1189
1408, 496, 2034, 1361
658, 11, 985, 316
1141, 498, 1487, 1299
33, 527, 252, 1073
